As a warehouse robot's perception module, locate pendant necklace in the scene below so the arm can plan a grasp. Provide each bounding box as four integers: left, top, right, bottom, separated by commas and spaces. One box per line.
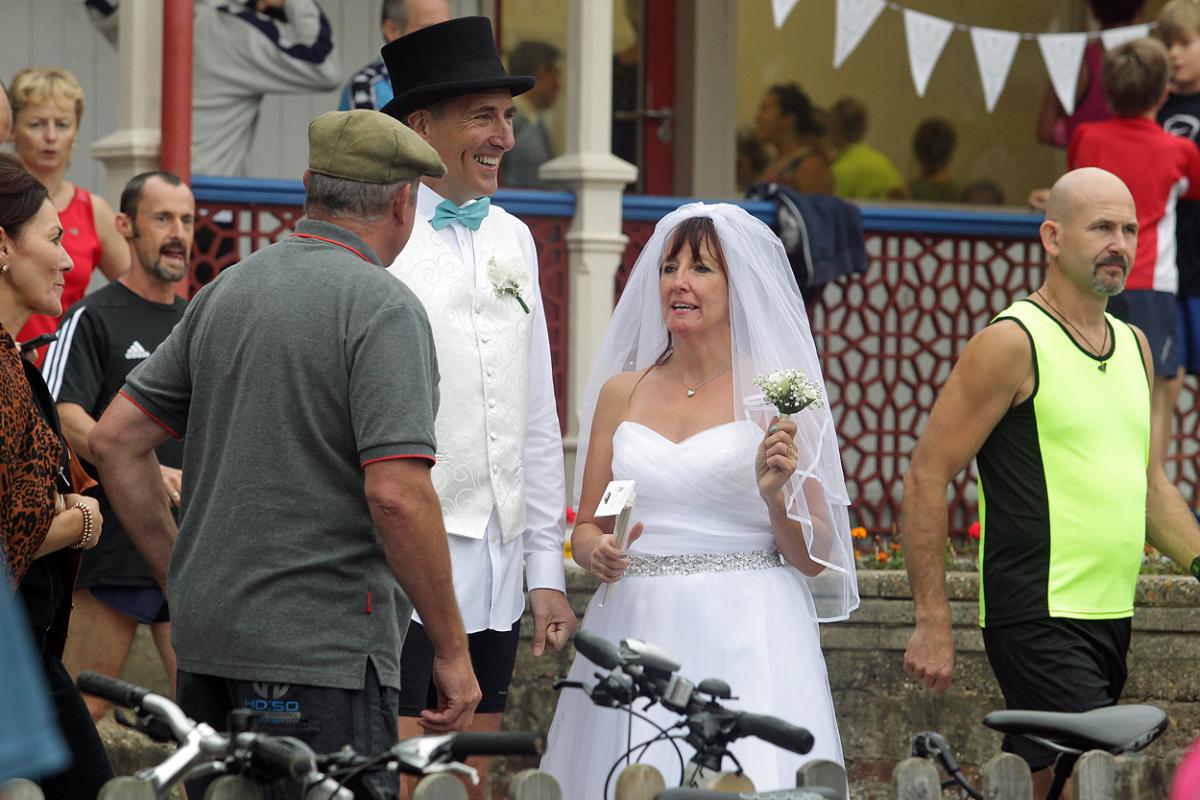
669, 363, 732, 397
1034, 290, 1109, 372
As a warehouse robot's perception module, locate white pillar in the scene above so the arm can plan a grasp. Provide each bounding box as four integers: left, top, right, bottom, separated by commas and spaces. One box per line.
674, 0, 737, 197
91, 0, 162, 202
540, 0, 638, 464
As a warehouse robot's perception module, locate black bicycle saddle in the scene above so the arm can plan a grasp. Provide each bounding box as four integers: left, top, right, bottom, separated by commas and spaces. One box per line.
982, 704, 1168, 754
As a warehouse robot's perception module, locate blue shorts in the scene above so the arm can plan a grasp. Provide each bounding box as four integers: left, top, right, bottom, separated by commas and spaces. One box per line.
90, 585, 170, 625
1177, 296, 1200, 376
1107, 290, 1180, 376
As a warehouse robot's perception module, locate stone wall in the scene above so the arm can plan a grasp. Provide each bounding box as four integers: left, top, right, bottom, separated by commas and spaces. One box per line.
113, 567, 1199, 797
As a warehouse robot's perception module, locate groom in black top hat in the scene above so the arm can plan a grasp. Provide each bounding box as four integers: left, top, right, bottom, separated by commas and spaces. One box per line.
378, 16, 576, 796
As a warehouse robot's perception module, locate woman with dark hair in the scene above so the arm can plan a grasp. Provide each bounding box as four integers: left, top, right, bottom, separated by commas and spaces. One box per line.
0, 151, 112, 798
753, 83, 833, 194
542, 204, 856, 794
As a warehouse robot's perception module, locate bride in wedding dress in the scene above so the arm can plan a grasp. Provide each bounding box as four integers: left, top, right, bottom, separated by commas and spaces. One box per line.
540, 203, 859, 796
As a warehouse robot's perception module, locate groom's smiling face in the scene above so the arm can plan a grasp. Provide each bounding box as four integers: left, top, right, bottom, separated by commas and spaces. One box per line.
411, 90, 517, 205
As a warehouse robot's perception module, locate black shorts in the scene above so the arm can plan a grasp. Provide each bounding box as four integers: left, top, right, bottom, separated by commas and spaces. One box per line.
397, 622, 521, 715
177, 662, 399, 799
982, 617, 1132, 771
1108, 289, 1180, 376
90, 585, 170, 625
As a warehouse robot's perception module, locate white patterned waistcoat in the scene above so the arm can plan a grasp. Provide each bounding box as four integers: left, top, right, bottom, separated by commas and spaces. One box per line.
387, 209, 532, 542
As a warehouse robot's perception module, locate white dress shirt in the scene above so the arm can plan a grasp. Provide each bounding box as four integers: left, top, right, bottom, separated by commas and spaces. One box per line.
407, 184, 566, 632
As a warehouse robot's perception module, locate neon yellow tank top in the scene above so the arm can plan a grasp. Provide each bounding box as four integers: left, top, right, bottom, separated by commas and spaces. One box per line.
976, 299, 1149, 627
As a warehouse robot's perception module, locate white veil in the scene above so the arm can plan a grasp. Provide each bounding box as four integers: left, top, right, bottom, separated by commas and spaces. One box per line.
574, 202, 859, 622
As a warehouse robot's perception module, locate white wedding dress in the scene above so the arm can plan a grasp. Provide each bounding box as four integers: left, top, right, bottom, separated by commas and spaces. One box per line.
541, 420, 844, 797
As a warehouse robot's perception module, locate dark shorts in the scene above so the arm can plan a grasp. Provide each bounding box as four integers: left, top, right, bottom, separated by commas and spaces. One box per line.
397, 622, 521, 715
90, 585, 170, 625
177, 662, 399, 799
1108, 289, 1180, 376
982, 616, 1132, 771
1177, 296, 1200, 376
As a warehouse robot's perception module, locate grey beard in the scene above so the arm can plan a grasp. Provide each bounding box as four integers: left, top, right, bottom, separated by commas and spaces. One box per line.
1090, 272, 1124, 297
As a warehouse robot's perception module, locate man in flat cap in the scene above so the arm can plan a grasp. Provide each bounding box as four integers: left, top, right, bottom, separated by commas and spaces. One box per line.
90, 110, 481, 797
378, 16, 576, 784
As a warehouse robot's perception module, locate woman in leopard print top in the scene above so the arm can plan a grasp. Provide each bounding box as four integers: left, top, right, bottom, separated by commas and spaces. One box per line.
0, 152, 114, 794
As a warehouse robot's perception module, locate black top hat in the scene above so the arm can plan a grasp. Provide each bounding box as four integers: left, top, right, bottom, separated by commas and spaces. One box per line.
381, 17, 534, 122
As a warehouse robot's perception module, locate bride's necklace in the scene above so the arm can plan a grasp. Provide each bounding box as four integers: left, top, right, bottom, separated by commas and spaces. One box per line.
668, 363, 731, 397
1034, 290, 1109, 372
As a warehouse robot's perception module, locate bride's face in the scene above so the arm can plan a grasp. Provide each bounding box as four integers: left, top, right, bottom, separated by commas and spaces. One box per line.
659, 232, 730, 337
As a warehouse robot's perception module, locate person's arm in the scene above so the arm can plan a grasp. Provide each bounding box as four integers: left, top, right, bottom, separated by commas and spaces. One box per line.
1130, 327, 1200, 572
571, 372, 644, 580
515, 227, 577, 655
364, 459, 481, 732
901, 320, 1033, 693
207, 0, 342, 94
91, 194, 130, 281
755, 415, 826, 576
35, 494, 103, 557
88, 393, 177, 587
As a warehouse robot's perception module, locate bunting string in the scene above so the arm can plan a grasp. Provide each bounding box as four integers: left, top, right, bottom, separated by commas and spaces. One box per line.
773, 0, 1157, 114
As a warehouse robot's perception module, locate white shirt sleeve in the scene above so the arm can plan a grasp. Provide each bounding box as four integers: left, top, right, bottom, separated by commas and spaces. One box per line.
515, 221, 568, 594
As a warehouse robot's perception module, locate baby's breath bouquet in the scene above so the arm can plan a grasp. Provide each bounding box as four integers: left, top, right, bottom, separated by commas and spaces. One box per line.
488, 256, 530, 314
753, 369, 824, 419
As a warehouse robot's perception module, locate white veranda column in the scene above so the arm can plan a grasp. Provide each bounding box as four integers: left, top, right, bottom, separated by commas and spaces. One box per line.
540, 0, 639, 475
91, 0, 162, 203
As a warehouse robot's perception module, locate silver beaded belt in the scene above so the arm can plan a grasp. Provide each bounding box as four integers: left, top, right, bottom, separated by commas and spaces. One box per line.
623, 549, 784, 578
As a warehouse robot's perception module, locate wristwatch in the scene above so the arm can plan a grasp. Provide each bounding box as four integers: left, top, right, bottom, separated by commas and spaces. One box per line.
1192, 555, 1200, 583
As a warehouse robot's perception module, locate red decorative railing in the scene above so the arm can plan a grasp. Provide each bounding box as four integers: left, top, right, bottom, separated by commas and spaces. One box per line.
191, 180, 1197, 537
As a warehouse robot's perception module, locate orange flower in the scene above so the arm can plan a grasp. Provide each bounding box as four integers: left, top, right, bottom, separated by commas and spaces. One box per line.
891, 542, 901, 552
876, 551, 889, 563
851, 526, 868, 540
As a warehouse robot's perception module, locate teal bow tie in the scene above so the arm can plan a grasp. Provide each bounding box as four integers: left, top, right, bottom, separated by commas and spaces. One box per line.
430, 197, 491, 231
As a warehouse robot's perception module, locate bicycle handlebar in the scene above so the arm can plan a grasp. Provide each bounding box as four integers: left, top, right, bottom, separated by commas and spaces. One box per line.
732, 712, 815, 756
77, 671, 151, 711
246, 735, 318, 781
574, 629, 624, 670
445, 731, 543, 760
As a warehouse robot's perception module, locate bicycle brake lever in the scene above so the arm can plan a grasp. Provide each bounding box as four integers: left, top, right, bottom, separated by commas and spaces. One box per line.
113, 708, 175, 744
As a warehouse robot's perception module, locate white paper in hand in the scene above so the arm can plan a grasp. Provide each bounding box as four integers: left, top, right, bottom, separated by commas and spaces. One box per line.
596, 480, 636, 607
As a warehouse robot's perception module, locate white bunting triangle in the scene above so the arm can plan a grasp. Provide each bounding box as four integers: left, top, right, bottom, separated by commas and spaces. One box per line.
833, 0, 887, 68
970, 27, 1021, 113
1101, 23, 1152, 50
773, 0, 801, 29
1038, 33, 1088, 115
903, 9, 955, 97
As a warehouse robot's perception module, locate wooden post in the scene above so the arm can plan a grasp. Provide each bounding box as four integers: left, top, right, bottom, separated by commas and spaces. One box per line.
614, 763, 666, 800
980, 753, 1032, 799
411, 773, 469, 800
1114, 753, 1171, 799
508, 768, 563, 800
796, 759, 848, 798
1072, 750, 1116, 800
892, 757, 942, 799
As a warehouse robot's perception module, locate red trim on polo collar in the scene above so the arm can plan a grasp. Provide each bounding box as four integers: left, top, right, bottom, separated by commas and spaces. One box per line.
289, 233, 372, 264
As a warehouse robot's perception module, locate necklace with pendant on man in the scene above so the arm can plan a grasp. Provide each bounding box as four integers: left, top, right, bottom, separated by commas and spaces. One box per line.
669, 364, 732, 397
1034, 290, 1109, 372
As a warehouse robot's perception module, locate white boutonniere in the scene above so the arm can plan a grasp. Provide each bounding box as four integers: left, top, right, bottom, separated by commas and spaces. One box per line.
488, 256, 530, 314
753, 369, 825, 420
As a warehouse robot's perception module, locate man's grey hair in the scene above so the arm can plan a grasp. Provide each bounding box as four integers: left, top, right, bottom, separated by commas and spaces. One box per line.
304, 173, 416, 220
381, 0, 409, 30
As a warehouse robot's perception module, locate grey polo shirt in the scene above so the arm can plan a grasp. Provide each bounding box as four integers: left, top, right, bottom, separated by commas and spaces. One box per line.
122, 219, 439, 690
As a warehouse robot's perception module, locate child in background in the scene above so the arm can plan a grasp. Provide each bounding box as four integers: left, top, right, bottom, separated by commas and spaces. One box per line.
1069, 37, 1200, 469
1158, 1, 1200, 409
909, 118, 961, 203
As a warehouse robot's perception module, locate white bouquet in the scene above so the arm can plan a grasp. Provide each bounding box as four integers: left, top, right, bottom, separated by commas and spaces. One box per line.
753, 369, 824, 419
488, 256, 530, 314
